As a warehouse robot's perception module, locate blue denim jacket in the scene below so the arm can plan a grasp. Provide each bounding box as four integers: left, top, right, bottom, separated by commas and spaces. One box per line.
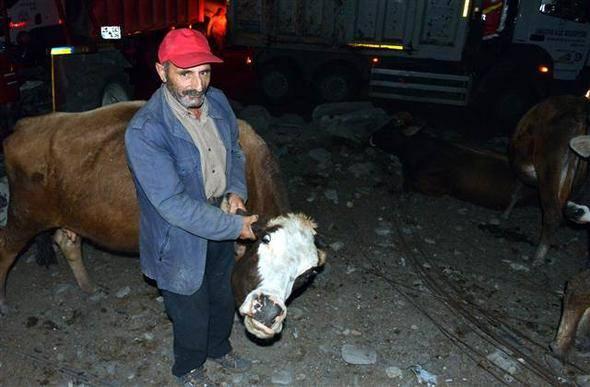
125, 86, 247, 295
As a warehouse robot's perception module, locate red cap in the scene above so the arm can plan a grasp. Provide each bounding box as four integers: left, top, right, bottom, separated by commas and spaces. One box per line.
158, 28, 223, 68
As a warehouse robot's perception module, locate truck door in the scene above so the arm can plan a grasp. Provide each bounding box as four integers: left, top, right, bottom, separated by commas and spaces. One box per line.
350, 0, 416, 50
368, 0, 474, 106
348, 0, 471, 61
6, 0, 62, 42
513, 0, 590, 81
409, 0, 472, 61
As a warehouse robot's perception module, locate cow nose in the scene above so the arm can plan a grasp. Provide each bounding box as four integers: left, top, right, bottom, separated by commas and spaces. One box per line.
251, 294, 286, 328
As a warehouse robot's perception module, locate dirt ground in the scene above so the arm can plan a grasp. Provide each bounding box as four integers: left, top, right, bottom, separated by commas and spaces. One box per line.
1, 102, 590, 386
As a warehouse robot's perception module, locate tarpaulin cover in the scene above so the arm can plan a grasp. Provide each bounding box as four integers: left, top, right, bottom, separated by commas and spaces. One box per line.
90, 0, 204, 37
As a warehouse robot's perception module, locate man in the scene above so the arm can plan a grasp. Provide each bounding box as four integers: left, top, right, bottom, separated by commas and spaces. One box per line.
481, 0, 505, 40
125, 28, 258, 386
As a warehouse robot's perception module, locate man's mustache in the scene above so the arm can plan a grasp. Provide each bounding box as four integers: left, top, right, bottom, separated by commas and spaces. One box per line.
182, 89, 204, 98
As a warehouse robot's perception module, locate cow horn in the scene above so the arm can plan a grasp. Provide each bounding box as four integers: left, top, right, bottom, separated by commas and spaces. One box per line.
236, 208, 251, 216
250, 216, 272, 240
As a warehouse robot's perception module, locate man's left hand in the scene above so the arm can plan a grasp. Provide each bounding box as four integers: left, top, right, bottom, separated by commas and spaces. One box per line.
227, 193, 246, 214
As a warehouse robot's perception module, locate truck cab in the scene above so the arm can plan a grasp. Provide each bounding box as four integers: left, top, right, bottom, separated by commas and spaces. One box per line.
0, 0, 210, 114
514, 0, 590, 83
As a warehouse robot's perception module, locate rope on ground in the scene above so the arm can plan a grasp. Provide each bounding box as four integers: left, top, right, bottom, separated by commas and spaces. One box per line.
404, 214, 589, 377
0, 340, 114, 386
369, 266, 513, 385
366, 208, 584, 385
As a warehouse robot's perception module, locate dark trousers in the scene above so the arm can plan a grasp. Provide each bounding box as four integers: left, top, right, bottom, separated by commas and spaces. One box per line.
161, 240, 235, 377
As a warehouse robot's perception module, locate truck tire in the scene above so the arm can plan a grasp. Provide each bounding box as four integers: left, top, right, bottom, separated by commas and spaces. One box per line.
101, 80, 131, 106
491, 86, 535, 132
313, 66, 358, 103
258, 63, 296, 105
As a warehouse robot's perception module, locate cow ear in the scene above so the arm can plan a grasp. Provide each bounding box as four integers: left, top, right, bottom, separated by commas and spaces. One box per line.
570, 135, 590, 158
251, 216, 271, 240
402, 125, 423, 137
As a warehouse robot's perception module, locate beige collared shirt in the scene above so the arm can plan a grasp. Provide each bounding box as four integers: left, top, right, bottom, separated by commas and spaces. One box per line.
163, 85, 227, 199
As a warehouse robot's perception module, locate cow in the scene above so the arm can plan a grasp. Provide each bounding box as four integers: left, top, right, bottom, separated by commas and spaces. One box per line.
507, 95, 590, 266
369, 112, 535, 210
550, 133, 590, 359
0, 101, 326, 340
561, 134, 590, 225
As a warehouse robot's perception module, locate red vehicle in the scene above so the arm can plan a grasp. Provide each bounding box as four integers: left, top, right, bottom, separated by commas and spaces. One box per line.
0, 0, 253, 117
0, 53, 18, 105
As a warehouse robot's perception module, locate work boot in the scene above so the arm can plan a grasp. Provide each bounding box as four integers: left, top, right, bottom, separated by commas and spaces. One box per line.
177, 367, 216, 387
211, 351, 251, 372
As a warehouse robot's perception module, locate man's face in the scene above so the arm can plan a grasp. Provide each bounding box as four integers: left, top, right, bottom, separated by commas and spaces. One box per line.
156, 61, 212, 109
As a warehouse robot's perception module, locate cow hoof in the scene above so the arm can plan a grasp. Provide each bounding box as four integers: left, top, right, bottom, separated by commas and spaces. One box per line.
88, 286, 108, 299
78, 281, 98, 294
543, 352, 567, 375
0, 302, 9, 316
550, 341, 567, 360
575, 337, 590, 357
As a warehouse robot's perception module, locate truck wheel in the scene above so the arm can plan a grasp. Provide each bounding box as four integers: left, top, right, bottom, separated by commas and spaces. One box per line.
259, 63, 296, 105
313, 66, 358, 102
101, 81, 131, 106
492, 86, 535, 131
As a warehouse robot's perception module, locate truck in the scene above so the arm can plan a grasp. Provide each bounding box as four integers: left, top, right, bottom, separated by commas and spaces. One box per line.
227, 0, 590, 127
0, 0, 212, 120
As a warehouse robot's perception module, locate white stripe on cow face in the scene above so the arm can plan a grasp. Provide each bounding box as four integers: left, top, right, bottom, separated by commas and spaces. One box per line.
237, 213, 321, 339
256, 213, 319, 301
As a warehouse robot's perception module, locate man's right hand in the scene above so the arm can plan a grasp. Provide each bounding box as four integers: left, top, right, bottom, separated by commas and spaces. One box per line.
239, 214, 258, 240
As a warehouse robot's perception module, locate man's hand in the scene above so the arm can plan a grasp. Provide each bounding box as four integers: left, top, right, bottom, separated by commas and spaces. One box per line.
239, 214, 258, 240
227, 193, 247, 214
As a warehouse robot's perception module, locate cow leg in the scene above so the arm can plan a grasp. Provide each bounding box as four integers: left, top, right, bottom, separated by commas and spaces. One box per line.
534, 171, 565, 266
502, 181, 524, 220
0, 223, 40, 315
533, 206, 560, 266
575, 309, 590, 353
551, 270, 590, 359
54, 228, 95, 293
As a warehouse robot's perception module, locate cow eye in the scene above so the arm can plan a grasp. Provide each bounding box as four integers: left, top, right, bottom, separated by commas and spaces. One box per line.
262, 234, 271, 244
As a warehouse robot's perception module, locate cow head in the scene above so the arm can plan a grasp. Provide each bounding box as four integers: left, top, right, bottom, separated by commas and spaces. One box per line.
566, 135, 590, 224
231, 213, 326, 339
368, 111, 425, 154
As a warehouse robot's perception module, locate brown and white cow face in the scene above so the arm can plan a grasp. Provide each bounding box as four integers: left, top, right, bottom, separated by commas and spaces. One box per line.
232, 213, 326, 339
566, 135, 590, 224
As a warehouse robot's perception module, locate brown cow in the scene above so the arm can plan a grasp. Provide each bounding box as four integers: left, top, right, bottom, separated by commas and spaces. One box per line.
369, 112, 535, 210
551, 269, 590, 360
0, 101, 325, 339
550, 134, 590, 359
507, 95, 589, 266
